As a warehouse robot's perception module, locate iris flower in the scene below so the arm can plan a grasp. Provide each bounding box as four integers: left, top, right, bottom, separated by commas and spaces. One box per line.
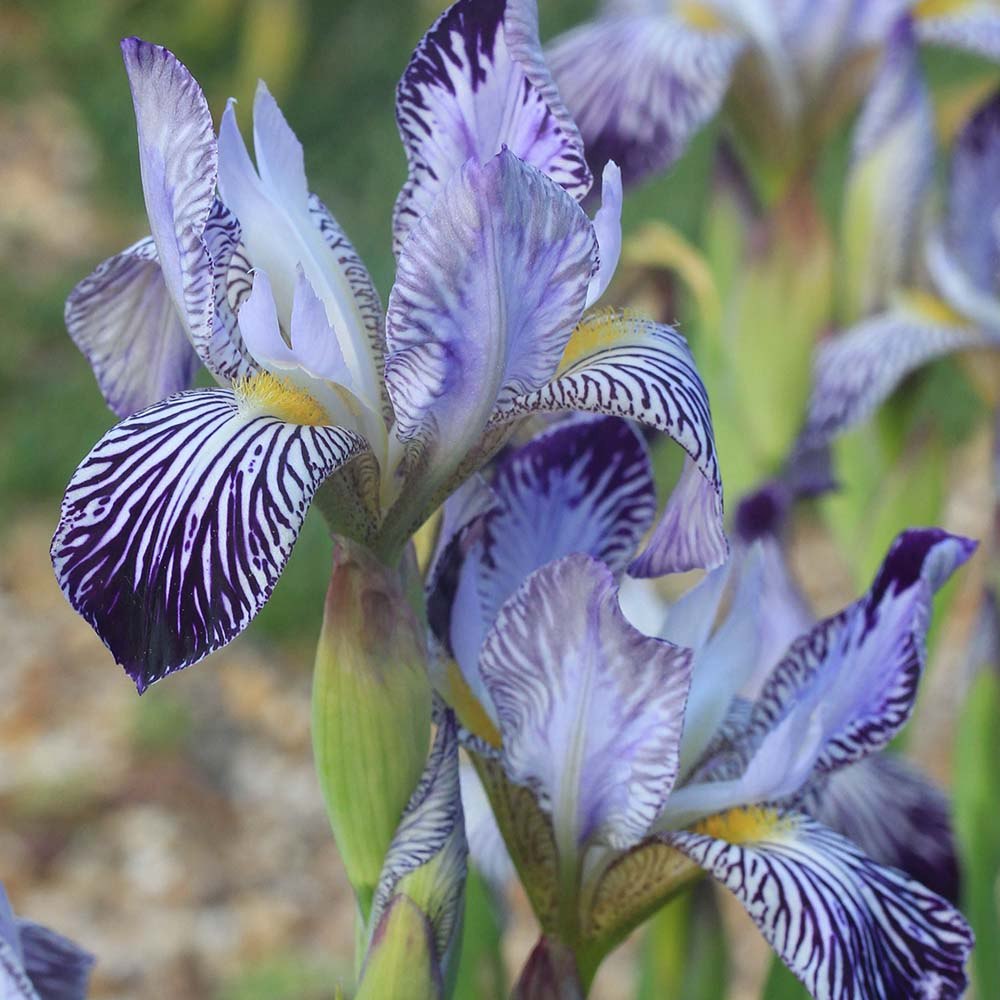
803, 84, 1000, 450
1, 886, 94, 1000
546, 0, 1000, 188
430, 415, 975, 997
52, 0, 724, 691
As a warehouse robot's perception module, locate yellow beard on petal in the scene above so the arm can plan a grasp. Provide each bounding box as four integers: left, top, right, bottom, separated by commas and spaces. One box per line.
913, 0, 970, 19
899, 288, 969, 327
558, 308, 639, 372
694, 806, 796, 844
233, 371, 330, 426
676, 1, 728, 31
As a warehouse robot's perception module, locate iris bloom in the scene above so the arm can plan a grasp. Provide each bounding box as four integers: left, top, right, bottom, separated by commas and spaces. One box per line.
52, 0, 723, 691
430, 415, 975, 996
546, 0, 1000, 187
1, 886, 94, 1000
803, 85, 1000, 450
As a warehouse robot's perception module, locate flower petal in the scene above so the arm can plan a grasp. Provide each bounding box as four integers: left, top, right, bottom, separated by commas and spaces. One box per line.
628, 454, 728, 576
459, 761, 515, 889
842, 17, 935, 317
385, 150, 596, 471
493, 311, 724, 564
218, 86, 385, 416
802, 304, 982, 448
746, 529, 976, 784
917, 1, 1000, 60
585, 161, 623, 308
930, 90, 1000, 325
16, 922, 95, 1000
667, 811, 972, 1000
547, 13, 743, 186
369, 713, 467, 981
393, 0, 591, 251
480, 554, 693, 850
121, 38, 217, 364
65, 236, 200, 418
51, 389, 366, 690
803, 752, 960, 904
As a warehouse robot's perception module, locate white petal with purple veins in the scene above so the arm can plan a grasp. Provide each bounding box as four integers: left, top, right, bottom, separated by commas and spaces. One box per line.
480, 555, 693, 851
393, 0, 591, 251
121, 39, 218, 366
385, 150, 596, 475
802, 305, 982, 448
65, 236, 200, 418
51, 388, 366, 690
667, 811, 973, 1000
492, 312, 723, 549
547, 13, 743, 186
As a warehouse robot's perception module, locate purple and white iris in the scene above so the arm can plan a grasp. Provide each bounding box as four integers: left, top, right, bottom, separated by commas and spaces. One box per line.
431, 415, 975, 998
803, 85, 1000, 450
52, 0, 724, 691
1, 886, 94, 1000
546, 0, 1000, 186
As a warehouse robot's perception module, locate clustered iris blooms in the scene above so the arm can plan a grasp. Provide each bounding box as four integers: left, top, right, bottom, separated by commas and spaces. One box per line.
431, 415, 975, 996
53, 0, 724, 692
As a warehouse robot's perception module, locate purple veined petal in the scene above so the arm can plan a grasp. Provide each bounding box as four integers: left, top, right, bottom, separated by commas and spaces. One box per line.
1, 940, 39, 1000
201, 198, 260, 381
916, 0, 1000, 60
393, 0, 592, 253
801, 303, 983, 449
217, 86, 385, 419
491, 312, 724, 568
121, 38, 218, 365
546, 11, 744, 187
744, 528, 976, 786
479, 415, 657, 604
658, 529, 976, 828
368, 714, 467, 979
385, 150, 597, 481
480, 554, 693, 852
65, 236, 200, 419
843, 16, 935, 316
459, 760, 515, 890
628, 454, 729, 576
803, 752, 960, 904
51, 388, 367, 691
585, 161, 624, 309
666, 811, 973, 1000
16, 922, 95, 1000
440, 416, 657, 726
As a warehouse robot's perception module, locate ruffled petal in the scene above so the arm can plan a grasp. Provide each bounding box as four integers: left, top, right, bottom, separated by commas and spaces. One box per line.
803, 752, 960, 904
65, 236, 199, 418
121, 38, 218, 365
51, 388, 366, 690
667, 810, 972, 1000
393, 0, 591, 251
917, 0, 1000, 60
480, 554, 693, 851
493, 311, 724, 565
385, 150, 596, 472
547, 13, 743, 186
802, 303, 982, 448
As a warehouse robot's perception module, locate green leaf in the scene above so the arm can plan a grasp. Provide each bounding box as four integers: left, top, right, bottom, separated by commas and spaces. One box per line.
637, 883, 727, 1000
953, 667, 1000, 999
452, 870, 506, 1000
761, 955, 809, 999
